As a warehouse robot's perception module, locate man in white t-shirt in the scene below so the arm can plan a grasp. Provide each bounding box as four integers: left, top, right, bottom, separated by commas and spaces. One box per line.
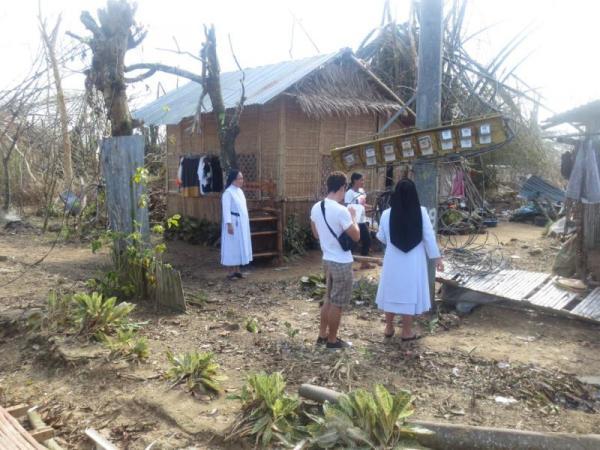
310, 172, 360, 349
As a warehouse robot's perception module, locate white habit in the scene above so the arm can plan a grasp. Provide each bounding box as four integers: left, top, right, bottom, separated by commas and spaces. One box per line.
375, 206, 440, 315
221, 185, 253, 266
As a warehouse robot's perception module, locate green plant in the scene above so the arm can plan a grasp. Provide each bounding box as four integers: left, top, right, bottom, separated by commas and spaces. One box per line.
165, 351, 222, 395
283, 214, 312, 257
72, 292, 135, 340
306, 385, 431, 449
226, 372, 302, 448
245, 317, 260, 333
164, 216, 220, 246
283, 321, 299, 340
187, 290, 208, 307
90, 212, 180, 301
300, 274, 327, 299
352, 278, 378, 305
103, 328, 149, 361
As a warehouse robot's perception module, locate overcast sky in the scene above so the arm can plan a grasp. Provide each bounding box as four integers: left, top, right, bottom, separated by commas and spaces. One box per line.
1, 0, 599, 119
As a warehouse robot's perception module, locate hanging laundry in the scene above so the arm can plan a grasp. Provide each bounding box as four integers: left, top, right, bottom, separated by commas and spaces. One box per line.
180, 156, 201, 197
451, 168, 466, 198
197, 156, 209, 195
197, 155, 224, 193
176, 156, 183, 187
209, 156, 224, 192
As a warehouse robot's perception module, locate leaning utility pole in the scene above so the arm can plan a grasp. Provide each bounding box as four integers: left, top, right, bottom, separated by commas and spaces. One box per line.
414, 0, 443, 299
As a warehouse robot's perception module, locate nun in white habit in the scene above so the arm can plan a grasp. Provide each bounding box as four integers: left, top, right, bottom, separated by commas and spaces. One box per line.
375, 178, 444, 340
221, 170, 253, 279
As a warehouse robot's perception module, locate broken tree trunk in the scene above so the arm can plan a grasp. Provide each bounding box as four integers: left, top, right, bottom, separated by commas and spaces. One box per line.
100, 135, 149, 239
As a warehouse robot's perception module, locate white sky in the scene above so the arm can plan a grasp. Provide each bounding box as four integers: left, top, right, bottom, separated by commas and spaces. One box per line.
1, 0, 599, 119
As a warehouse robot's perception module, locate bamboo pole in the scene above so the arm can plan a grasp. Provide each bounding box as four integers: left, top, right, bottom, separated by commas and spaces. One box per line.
27, 409, 62, 450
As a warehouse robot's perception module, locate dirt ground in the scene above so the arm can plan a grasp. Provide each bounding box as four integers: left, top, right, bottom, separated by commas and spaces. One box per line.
0, 219, 598, 449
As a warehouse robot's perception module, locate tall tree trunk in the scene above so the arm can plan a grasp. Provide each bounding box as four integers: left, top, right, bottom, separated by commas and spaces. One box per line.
39, 14, 74, 188
201, 25, 242, 172
2, 153, 10, 213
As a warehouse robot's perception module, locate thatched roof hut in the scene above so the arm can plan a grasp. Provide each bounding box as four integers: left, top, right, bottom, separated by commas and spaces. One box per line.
134, 49, 409, 228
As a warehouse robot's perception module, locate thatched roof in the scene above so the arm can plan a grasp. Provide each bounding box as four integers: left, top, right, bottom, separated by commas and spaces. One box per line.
288, 55, 409, 118
133, 49, 409, 125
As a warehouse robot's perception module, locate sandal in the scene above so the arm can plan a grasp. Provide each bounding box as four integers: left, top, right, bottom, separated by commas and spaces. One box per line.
226, 273, 238, 281
401, 333, 421, 342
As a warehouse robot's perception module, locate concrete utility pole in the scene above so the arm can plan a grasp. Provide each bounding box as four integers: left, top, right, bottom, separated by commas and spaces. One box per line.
414, 0, 443, 299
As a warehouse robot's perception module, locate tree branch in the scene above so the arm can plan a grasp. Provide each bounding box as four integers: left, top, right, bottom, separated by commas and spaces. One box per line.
124, 68, 157, 83
80, 11, 101, 37
125, 63, 202, 84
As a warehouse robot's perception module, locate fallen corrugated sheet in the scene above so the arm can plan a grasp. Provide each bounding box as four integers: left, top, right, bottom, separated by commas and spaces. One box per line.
518, 175, 565, 204
528, 277, 580, 310
571, 287, 600, 320
438, 265, 600, 324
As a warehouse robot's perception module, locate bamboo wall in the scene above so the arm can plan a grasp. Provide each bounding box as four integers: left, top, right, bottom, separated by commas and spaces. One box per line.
165, 96, 401, 226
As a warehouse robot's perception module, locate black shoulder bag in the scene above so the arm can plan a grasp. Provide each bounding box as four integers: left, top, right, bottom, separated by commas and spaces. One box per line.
321, 201, 354, 251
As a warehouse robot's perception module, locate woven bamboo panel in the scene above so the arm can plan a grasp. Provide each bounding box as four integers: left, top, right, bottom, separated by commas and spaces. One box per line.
234, 107, 259, 155
238, 153, 259, 200
319, 155, 333, 197
345, 113, 377, 143
166, 152, 180, 193
319, 115, 346, 156
584, 204, 600, 249
284, 200, 315, 227
284, 99, 319, 199
258, 99, 281, 185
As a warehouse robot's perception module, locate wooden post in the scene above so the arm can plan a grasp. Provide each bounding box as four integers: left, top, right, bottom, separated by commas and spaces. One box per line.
100, 135, 149, 240
414, 0, 443, 301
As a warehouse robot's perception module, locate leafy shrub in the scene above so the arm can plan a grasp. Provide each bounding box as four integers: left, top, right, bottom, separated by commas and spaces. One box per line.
306, 385, 431, 449
165, 351, 222, 395
72, 292, 135, 340
89, 213, 180, 301
284, 214, 313, 257
352, 278, 378, 306
245, 317, 260, 333
300, 274, 327, 299
103, 328, 149, 361
226, 372, 302, 448
164, 216, 220, 246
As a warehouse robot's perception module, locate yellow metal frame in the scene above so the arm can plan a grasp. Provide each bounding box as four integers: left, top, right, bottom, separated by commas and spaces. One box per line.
331, 114, 511, 171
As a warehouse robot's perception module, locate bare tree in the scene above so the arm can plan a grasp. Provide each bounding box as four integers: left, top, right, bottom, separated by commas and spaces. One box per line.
39, 10, 74, 188
125, 25, 246, 172
68, 0, 147, 136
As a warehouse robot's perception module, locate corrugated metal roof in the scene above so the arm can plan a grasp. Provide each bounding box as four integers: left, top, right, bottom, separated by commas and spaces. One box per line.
518, 175, 565, 203
543, 99, 600, 128
133, 51, 344, 125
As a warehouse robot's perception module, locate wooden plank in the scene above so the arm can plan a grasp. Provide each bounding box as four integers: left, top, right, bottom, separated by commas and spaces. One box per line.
6, 405, 28, 418
85, 428, 119, 450
30, 427, 54, 442
0, 406, 45, 449
251, 230, 278, 237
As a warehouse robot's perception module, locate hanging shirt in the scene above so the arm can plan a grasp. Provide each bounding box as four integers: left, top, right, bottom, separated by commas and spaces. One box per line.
221, 185, 253, 266
345, 188, 367, 223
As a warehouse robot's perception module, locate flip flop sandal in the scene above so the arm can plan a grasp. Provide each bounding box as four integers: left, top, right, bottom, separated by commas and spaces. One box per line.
226, 273, 238, 280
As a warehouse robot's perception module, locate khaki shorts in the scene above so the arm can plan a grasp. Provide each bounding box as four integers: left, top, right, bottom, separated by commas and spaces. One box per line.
323, 260, 353, 307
